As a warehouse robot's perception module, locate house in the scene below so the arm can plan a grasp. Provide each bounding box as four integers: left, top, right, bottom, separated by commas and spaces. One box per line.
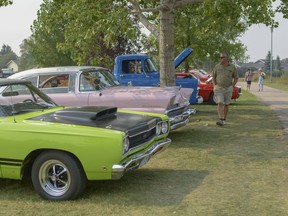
240, 59, 265, 71
6, 60, 19, 72
253, 59, 266, 69
280, 59, 288, 70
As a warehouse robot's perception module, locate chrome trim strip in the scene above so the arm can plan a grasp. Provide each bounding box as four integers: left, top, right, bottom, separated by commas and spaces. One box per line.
170, 118, 189, 130
164, 104, 188, 115
128, 119, 168, 138
128, 124, 156, 138
169, 108, 196, 130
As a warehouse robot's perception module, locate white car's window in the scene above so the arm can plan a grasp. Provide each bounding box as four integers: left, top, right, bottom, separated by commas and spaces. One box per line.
79, 69, 118, 92
24, 76, 38, 86
39, 74, 70, 94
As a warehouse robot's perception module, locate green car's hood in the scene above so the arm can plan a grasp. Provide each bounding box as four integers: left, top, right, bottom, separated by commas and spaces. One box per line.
28, 106, 160, 136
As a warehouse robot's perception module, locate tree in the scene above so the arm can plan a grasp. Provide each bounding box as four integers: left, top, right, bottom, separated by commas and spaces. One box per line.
274, 55, 282, 77
277, 1, 288, 18
0, 44, 13, 55
27, 0, 76, 67
20, 0, 285, 86
265, 51, 272, 72
274, 55, 281, 71
0, 44, 18, 68
129, 0, 203, 86
28, 0, 144, 68
0, 0, 12, 7
128, 0, 277, 86
173, 4, 247, 69
18, 38, 37, 71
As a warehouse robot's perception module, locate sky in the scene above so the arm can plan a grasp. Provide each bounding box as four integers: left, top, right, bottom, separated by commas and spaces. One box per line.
0, 0, 43, 55
0, 0, 288, 62
239, 11, 288, 62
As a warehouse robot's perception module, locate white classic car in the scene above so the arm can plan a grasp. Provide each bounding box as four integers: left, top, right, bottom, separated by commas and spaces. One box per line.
9, 66, 196, 130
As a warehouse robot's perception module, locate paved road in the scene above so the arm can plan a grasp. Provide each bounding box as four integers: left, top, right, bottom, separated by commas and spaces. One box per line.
239, 81, 288, 139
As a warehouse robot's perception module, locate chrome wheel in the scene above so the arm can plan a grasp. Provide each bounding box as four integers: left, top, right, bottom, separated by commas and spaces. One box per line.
32, 151, 87, 200
39, 159, 71, 197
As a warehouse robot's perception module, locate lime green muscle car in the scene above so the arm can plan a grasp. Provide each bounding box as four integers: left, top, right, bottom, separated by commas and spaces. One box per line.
0, 79, 171, 200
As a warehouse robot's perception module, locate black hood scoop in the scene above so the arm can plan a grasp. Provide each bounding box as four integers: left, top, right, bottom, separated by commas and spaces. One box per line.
28, 106, 161, 135
54, 106, 117, 121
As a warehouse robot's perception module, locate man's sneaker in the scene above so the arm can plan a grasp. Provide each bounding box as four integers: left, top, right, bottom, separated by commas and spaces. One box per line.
216, 119, 224, 126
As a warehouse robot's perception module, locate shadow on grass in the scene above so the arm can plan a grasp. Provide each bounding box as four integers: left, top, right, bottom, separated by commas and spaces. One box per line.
0, 179, 36, 200
84, 169, 209, 206
0, 169, 209, 205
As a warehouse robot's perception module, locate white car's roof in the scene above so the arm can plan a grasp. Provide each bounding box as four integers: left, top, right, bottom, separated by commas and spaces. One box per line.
9, 66, 107, 78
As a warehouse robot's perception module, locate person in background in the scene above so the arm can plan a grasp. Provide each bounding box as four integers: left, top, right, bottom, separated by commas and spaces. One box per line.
136, 64, 142, 73
129, 64, 135, 73
212, 51, 239, 126
258, 67, 266, 91
244, 68, 254, 91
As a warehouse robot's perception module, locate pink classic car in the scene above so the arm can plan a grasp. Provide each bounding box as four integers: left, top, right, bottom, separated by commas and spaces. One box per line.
9, 66, 195, 130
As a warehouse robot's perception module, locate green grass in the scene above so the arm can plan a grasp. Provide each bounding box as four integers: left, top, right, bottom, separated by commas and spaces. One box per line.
245, 76, 288, 91
1, 91, 288, 215
264, 77, 288, 91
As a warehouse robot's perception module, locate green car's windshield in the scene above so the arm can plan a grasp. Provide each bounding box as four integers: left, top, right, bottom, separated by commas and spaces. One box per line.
79, 69, 119, 91
0, 82, 58, 117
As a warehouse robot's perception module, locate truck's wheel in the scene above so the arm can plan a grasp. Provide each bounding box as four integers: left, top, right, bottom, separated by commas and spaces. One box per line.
209, 92, 216, 104
31, 151, 87, 200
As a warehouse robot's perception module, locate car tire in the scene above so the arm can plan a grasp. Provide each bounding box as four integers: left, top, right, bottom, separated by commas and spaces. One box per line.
31, 150, 87, 200
209, 92, 216, 104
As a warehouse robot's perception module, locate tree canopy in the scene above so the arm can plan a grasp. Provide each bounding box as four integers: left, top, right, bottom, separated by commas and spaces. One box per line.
27, 0, 144, 68
4, 0, 288, 85
0, 44, 18, 69
0, 0, 12, 7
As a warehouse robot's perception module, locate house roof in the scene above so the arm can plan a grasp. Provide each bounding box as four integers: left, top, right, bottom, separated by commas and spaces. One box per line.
6, 59, 19, 67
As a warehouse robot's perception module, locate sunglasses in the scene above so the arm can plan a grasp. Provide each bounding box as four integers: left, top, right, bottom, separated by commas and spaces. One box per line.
220, 56, 226, 59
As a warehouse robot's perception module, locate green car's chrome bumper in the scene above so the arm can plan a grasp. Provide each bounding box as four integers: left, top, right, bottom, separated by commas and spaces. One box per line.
112, 138, 172, 180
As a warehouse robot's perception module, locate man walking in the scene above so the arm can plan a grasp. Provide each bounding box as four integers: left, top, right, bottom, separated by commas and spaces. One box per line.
212, 52, 239, 126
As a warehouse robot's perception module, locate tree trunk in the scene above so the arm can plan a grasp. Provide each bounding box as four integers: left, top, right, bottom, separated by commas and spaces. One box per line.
159, 0, 175, 87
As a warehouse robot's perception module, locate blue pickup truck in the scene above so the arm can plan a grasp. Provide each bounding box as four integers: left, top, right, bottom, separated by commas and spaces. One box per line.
113, 48, 203, 104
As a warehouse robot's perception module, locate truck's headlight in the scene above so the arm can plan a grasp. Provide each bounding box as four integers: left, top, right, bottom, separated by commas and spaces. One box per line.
123, 135, 130, 155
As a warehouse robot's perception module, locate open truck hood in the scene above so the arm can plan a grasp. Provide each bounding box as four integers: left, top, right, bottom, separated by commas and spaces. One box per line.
174, 48, 193, 68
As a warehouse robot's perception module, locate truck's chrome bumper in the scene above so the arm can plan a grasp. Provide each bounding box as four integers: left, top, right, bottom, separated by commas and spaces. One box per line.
186, 108, 196, 115
112, 138, 171, 180
169, 108, 196, 130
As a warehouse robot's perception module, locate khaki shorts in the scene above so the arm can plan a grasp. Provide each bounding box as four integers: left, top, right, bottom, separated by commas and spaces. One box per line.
213, 86, 233, 105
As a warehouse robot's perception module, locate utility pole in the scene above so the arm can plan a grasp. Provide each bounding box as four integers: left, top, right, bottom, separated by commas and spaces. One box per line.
270, 25, 273, 83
